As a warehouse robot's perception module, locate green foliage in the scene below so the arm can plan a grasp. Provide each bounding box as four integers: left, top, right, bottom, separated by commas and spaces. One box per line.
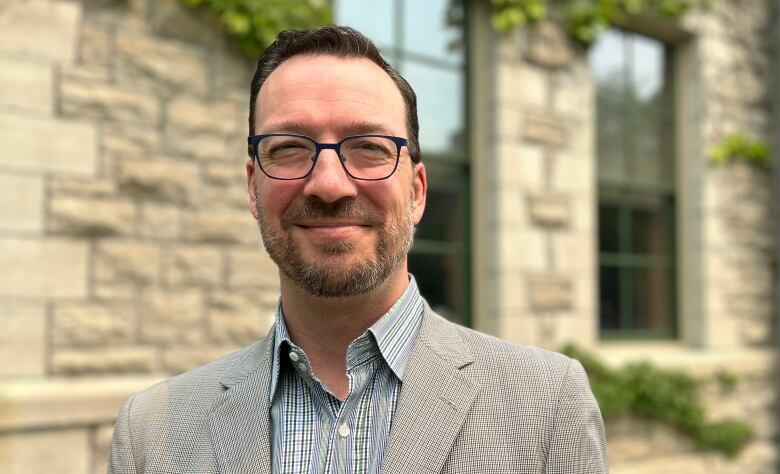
710, 132, 772, 168
489, 0, 713, 45
561, 344, 754, 457
181, 0, 332, 56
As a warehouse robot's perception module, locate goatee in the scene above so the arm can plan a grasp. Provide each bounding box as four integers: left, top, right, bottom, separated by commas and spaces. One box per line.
256, 196, 414, 297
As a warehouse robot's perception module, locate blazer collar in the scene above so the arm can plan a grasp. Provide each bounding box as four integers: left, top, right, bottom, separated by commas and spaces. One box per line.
381, 303, 479, 474
207, 303, 478, 474
209, 327, 274, 474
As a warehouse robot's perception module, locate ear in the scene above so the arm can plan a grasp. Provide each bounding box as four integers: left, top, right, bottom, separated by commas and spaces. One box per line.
411, 162, 427, 225
246, 158, 259, 219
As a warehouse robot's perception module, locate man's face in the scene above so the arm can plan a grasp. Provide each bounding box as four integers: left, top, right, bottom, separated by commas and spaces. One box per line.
247, 55, 427, 297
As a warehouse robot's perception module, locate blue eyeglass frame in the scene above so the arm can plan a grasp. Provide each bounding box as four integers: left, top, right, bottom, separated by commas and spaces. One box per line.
247, 133, 408, 181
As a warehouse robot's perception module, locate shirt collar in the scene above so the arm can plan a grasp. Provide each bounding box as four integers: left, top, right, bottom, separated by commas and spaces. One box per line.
269, 275, 424, 401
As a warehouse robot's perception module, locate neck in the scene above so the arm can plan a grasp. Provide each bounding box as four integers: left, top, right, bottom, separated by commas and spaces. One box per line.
278, 265, 409, 399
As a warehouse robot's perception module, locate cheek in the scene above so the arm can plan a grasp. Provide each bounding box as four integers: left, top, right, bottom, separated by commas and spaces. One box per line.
257, 181, 301, 220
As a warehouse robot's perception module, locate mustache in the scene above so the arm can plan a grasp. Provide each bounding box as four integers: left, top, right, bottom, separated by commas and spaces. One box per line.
281, 198, 384, 227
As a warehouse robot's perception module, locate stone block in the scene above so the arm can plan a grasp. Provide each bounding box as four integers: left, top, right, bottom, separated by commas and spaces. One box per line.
0, 429, 89, 474
49, 197, 136, 236
497, 63, 548, 107
92, 424, 115, 474
103, 124, 161, 159
0, 113, 97, 176
60, 74, 160, 125
527, 21, 573, 68
207, 291, 274, 345
521, 110, 568, 147
165, 129, 230, 161
52, 346, 156, 375
0, 302, 46, 377
527, 193, 571, 227
0, 0, 81, 63
140, 289, 203, 343
115, 32, 208, 94
227, 249, 280, 288
164, 246, 223, 287
140, 203, 180, 240
0, 174, 44, 233
495, 228, 547, 271
0, 57, 53, 114
162, 345, 239, 374
95, 240, 161, 285
528, 274, 573, 312
53, 301, 134, 346
167, 97, 243, 137
118, 159, 200, 204
79, 19, 112, 65
0, 237, 88, 298
49, 177, 116, 197
205, 163, 247, 186
150, 0, 224, 47
184, 211, 259, 244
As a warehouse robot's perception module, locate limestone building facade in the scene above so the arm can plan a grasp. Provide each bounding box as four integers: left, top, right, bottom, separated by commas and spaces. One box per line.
0, 0, 777, 473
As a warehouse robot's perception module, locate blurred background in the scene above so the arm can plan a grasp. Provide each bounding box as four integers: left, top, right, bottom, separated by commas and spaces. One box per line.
0, 0, 777, 472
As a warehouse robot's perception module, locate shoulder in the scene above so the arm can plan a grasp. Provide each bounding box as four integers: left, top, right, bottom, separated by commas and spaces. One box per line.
421, 310, 584, 396
126, 337, 269, 421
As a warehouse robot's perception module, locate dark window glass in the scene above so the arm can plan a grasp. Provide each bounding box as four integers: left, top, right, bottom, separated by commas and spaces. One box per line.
590, 29, 677, 338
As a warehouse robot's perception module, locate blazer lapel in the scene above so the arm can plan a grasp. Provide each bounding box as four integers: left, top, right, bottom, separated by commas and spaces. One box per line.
381, 307, 479, 474
207, 331, 274, 474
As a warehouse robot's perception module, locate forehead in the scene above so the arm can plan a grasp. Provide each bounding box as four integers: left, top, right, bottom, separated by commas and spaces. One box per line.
255, 54, 406, 136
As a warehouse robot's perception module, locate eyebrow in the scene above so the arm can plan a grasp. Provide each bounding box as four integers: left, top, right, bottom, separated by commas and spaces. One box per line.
259, 120, 398, 138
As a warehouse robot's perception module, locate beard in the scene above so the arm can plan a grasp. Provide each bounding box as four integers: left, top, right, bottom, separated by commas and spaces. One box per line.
256, 196, 415, 298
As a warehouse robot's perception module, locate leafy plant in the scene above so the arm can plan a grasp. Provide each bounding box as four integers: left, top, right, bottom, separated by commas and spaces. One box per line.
488, 0, 714, 45
181, 0, 332, 56
710, 132, 772, 168
562, 344, 754, 457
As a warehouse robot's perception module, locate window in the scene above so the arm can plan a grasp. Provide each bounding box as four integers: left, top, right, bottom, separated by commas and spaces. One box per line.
335, 0, 471, 324
589, 30, 677, 338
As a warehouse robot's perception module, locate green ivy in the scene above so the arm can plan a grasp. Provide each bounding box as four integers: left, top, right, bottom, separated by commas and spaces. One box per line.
181, 0, 332, 56
562, 344, 754, 457
710, 132, 772, 168
489, 0, 713, 45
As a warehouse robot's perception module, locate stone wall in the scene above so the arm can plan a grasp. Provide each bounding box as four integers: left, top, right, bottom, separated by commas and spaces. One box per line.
0, 0, 277, 471
471, 0, 778, 472
0, 0, 777, 473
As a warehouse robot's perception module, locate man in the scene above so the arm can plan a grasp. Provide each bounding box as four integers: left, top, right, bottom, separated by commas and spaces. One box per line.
108, 26, 608, 474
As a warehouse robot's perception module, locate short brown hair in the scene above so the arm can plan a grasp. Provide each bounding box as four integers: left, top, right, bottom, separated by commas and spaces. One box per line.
248, 26, 421, 163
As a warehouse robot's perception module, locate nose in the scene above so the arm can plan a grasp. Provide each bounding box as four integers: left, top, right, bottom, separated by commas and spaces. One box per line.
302, 148, 358, 203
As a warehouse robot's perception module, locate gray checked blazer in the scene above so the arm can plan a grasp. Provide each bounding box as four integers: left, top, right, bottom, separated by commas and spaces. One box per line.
108, 306, 609, 473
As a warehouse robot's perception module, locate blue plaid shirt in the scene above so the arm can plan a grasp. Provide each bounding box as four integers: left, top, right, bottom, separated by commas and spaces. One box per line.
269, 277, 424, 474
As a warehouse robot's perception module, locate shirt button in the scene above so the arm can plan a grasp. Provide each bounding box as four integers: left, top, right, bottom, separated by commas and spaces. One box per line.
338, 423, 350, 438
288, 352, 299, 362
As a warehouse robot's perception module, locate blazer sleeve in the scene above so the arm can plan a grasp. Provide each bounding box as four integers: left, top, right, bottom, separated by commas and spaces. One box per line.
107, 395, 139, 474
545, 359, 609, 473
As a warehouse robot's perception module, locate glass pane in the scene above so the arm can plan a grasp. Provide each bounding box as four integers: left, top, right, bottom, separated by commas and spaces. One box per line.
632, 266, 673, 334
596, 99, 626, 182
402, 0, 463, 64
631, 196, 672, 256
598, 204, 620, 253
589, 29, 627, 96
599, 266, 622, 330
630, 34, 664, 104
631, 110, 663, 184
415, 161, 466, 242
335, 0, 394, 49
408, 251, 465, 325
402, 62, 464, 154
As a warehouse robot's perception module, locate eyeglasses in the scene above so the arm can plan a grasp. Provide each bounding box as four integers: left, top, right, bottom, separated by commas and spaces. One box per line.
247, 133, 408, 181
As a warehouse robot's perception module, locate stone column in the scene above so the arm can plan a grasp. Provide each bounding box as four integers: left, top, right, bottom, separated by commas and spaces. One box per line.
481, 20, 597, 349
